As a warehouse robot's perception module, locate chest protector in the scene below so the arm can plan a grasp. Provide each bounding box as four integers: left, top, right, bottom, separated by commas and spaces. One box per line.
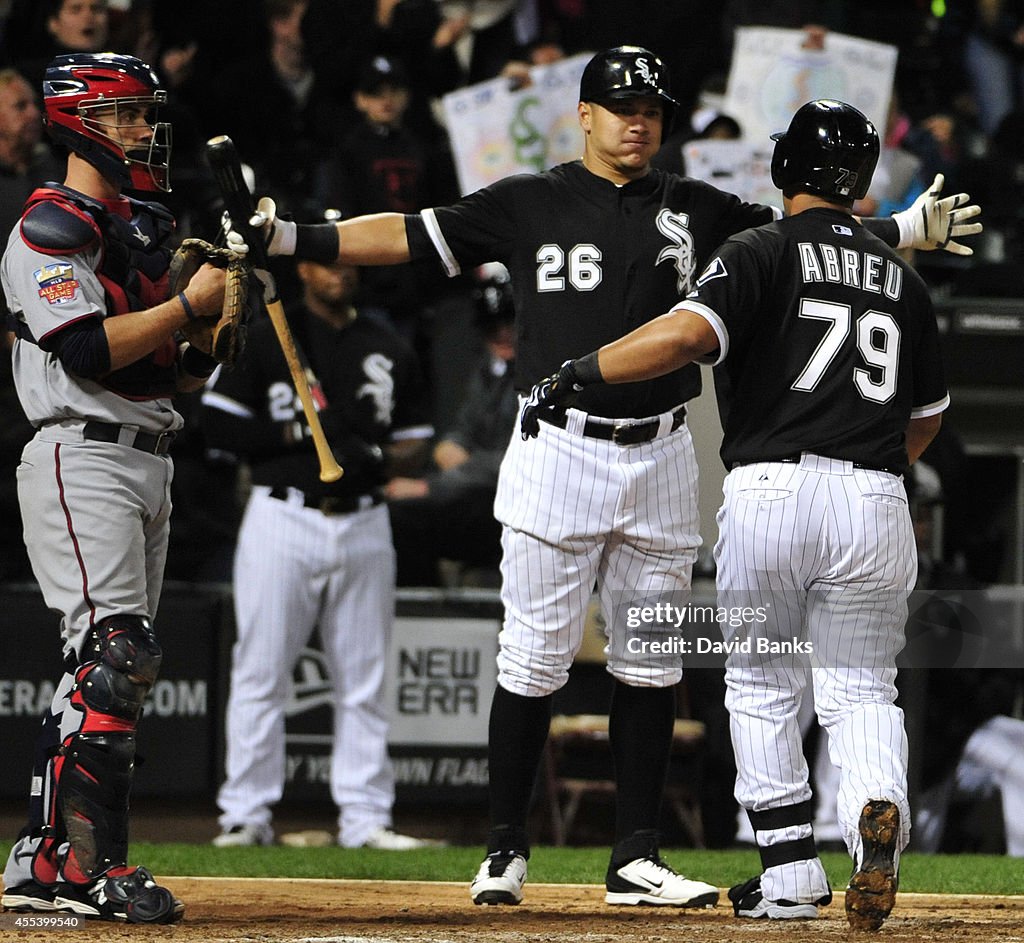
20, 183, 177, 399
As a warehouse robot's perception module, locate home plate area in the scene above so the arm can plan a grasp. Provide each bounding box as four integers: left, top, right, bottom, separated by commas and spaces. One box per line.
55, 878, 1022, 943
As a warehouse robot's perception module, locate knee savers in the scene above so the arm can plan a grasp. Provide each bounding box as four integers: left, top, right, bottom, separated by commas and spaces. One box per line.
74, 614, 163, 725
56, 615, 162, 882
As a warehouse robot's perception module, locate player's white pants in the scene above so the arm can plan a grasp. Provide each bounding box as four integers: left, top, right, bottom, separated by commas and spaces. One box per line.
716, 455, 915, 899
957, 716, 1024, 855
217, 489, 396, 847
494, 408, 700, 696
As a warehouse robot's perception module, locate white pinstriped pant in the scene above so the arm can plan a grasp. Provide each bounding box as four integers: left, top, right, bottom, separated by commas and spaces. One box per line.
715, 454, 915, 900
217, 488, 396, 847
493, 407, 700, 696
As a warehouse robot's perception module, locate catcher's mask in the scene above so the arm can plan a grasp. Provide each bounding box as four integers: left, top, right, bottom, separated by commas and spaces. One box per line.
579, 45, 679, 129
43, 52, 171, 192
770, 99, 879, 205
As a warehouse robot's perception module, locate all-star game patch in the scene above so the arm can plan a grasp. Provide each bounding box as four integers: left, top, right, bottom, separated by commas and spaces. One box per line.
35, 262, 79, 305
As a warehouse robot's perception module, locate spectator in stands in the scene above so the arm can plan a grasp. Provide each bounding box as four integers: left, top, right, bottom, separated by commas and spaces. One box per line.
9, 0, 109, 87
961, 0, 1024, 138
0, 68, 63, 245
652, 77, 742, 178
321, 53, 459, 342
385, 267, 517, 586
212, 0, 346, 227
304, 0, 467, 144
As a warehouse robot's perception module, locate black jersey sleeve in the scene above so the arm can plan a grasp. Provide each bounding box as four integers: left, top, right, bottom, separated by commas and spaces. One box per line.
680, 228, 779, 364
406, 173, 530, 275
696, 180, 779, 248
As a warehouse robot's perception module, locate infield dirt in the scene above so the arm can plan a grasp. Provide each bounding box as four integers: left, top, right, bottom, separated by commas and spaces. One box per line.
10, 878, 1021, 943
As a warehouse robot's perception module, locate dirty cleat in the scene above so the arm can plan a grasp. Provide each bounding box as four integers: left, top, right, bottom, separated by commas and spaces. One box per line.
728, 874, 832, 919
1, 880, 57, 912
605, 855, 719, 907
846, 800, 899, 931
470, 850, 527, 905
54, 866, 184, 923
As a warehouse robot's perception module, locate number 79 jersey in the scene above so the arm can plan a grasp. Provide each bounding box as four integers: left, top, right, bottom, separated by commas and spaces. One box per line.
684, 207, 948, 474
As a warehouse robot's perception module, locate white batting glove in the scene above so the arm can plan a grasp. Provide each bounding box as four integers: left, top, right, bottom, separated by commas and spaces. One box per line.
893, 173, 983, 256
223, 229, 249, 260
249, 196, 296, 256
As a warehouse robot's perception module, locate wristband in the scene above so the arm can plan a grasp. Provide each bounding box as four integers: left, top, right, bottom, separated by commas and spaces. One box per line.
295, 223, 340, 263
181, 343, 218, 378
178, 291, 197, 322
573, 350, 604, 385
870, 216, 902, 249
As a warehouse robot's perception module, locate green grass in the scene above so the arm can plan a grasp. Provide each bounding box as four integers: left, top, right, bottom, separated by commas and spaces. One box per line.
4, 843, 1021, 895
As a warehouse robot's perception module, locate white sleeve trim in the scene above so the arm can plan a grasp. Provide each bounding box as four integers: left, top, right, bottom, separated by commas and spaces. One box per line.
677, 300, 729, 366
910, 392, 950, 419
421, 208, 461, 277
200, 390, 255, 418
390, 424, 435, 442
895, 210, 915, 249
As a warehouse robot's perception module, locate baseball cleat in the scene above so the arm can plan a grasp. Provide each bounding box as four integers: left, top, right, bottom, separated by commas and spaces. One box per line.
362, 827, 446, 850
470, 851, 527, 905
54, 866, 184, 923
605, 855, 719, 907
2, 880, 58, 912
846, 799, 900, 931
728, 874, 832, 919
212, 823, 275, 847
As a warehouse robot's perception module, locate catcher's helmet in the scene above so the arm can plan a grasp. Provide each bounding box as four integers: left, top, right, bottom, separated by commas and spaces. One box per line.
43, 52, 171, 192
579, 46, 678, 123
770, 99, 878, 204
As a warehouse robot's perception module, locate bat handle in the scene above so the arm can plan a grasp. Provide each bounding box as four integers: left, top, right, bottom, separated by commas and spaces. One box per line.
316, 439, 344, 483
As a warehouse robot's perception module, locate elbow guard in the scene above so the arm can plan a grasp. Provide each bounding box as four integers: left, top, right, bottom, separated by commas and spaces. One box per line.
53, 318, 111, 378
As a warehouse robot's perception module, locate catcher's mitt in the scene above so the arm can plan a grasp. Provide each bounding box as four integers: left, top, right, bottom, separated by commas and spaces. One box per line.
168, 237, 252, 364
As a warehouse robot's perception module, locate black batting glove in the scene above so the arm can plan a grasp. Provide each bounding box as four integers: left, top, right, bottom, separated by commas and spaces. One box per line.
520, 359, 587, 440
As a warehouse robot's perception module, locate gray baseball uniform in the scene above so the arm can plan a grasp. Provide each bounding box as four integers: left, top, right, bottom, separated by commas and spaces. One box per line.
2, 183, 179, 893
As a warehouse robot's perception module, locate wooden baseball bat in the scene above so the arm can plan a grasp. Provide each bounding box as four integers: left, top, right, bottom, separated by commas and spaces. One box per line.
205, 135, 343, 483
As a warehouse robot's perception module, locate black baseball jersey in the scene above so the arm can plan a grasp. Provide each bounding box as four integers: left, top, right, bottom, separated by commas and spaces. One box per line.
683, 207, 948, 474
201, 308, 432, 498
407, 160, 775, 418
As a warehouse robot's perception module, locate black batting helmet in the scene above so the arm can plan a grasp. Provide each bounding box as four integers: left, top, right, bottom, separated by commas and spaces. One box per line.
43, 52, 171, 192
770, 99, 879, 204
579, 46, 678, 123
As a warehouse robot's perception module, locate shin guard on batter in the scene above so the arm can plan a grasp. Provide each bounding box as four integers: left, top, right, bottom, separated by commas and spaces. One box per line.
40, 615, 161, 885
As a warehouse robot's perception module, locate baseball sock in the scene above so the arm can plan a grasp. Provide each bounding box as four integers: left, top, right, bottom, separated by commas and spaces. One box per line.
486, 684, 553, 855
609, 680, 676, 845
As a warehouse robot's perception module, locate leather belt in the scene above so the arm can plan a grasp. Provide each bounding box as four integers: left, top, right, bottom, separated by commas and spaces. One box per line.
540, 405, 686, 445
82, 421, 176, 455
732, 455, 899, 475
268, 485, 380, 515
